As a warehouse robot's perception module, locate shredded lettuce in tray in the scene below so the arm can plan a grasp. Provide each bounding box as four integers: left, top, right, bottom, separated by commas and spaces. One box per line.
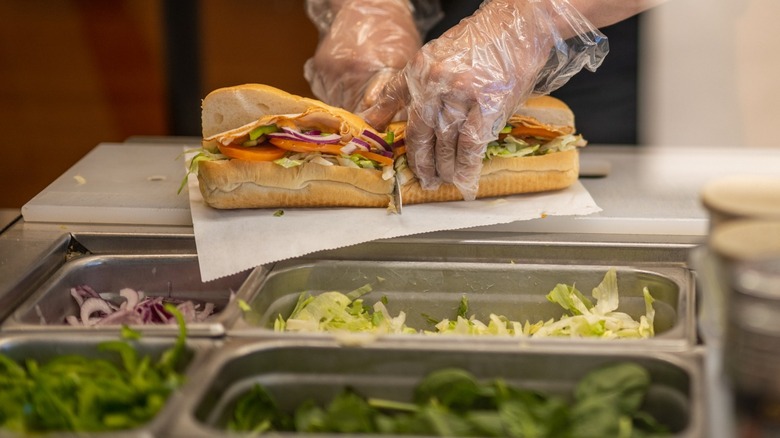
272, 269, 657, 339
274, 284, 417, 335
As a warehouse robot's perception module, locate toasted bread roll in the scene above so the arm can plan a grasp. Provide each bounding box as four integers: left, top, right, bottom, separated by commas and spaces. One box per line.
391, 95, 585, 204
398, 149, 580, 204
197, 160, 393, 208
197, 84, 393, 209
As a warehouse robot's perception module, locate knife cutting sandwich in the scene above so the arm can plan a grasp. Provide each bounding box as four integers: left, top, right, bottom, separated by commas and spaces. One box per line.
195, 83, 396, 209
388, 95, 586, 204
191, 84, 584, 209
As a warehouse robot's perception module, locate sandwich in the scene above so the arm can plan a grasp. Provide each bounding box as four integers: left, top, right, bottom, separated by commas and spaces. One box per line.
194, 84, 396, 209
190, 84, 584, 210
389, 95, 586, 204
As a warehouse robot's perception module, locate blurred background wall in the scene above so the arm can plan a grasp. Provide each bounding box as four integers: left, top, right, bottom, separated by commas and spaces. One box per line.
639, 0, 780, 148
0, 0, 777, 209
0, 0, 317, 208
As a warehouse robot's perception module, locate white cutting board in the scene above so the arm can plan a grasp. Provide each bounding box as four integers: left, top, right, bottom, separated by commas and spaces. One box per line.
22, 143, 193, 226
21, 142, 780, 233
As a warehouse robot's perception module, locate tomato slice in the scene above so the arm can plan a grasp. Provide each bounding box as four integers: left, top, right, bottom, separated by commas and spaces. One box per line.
218, 143, 287, 162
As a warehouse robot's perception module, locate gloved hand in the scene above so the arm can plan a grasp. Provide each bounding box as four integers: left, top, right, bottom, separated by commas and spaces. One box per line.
304, 0, 423, 114
362, 0, 608, 201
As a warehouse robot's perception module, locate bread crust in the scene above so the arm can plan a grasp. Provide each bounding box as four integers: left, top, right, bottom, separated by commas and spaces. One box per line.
516, 95, 576, 127
202, 84, 312, 138
197, 85, 581, 209
400, 149, 579, 204
391, 95, 581, 204
199, 83, 394, 209
198, 159, 393, 209
202, 83, 373, 139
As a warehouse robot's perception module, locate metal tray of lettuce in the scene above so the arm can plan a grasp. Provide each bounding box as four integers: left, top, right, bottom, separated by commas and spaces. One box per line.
230, 259, 696, 350
166, 339, 706, 437
1, 254, 267, 337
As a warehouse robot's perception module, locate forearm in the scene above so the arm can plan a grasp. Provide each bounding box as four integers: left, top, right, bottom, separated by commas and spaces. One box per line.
567, 0, 667, 28
490, 0, 664, 42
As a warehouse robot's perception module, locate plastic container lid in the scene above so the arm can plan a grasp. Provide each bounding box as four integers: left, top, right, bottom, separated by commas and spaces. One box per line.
710, 219, 780, 262
701, 175, 780, 228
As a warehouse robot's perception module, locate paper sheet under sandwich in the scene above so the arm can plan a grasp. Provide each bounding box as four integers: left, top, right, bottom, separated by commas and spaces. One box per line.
186, 165, 601, 282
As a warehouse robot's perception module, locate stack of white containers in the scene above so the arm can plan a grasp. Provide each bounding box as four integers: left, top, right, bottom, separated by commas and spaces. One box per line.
700, 175, 780, 435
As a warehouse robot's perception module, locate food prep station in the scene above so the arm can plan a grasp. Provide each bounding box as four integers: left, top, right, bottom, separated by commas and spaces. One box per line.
1, 139, 777, 437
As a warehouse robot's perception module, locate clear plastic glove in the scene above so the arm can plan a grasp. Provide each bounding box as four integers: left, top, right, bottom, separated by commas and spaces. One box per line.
304, 0, 423, 114
362, 0, 608, 201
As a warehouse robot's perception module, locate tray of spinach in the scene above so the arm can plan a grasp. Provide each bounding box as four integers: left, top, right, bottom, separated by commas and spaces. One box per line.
167, 339, 704, 437
0, 306, 212, 436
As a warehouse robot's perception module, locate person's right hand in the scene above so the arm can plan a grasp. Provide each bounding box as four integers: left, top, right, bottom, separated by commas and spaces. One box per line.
304, 0, 421, 114
362, 0, 608, 201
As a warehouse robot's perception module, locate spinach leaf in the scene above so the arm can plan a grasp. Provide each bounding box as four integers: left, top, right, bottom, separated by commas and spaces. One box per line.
571, 362, 668, 437
227, 363, 671, 436
0, 311, 188, 433
228, 383, 288, 433
413, 368, 483, 410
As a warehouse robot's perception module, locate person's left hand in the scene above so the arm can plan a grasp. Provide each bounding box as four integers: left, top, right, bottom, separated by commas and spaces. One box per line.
362, 0, 554, 200
362, 0, 607, 201
304, 0, 421, 113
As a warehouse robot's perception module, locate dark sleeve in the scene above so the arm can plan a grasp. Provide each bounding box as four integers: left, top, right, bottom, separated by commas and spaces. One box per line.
423, 0, 480, 41
551, 16, 640, 145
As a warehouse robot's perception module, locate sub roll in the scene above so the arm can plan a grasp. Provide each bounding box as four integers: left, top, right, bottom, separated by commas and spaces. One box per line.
389, 95, 586, 204
196, 84, 395, 209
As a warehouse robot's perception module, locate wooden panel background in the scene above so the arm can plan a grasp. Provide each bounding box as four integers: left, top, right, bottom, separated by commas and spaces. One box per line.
0, 0, 318, 208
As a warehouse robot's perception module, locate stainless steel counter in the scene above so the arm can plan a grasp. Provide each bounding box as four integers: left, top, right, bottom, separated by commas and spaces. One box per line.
0, 209, 19, 233
22, 139, 780, 235
4, 139, 780, 437
7, 139, 780, 287
9, 140, 780, 318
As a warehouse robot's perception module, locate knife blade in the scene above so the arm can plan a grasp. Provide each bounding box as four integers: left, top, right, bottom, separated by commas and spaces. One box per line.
393, 177, 403, 214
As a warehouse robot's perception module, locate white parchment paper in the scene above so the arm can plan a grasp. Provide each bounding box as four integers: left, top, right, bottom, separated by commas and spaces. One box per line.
186, 172, 601, 282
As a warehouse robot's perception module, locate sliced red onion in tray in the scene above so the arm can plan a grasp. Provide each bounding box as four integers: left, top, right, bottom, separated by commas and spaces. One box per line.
199, 302, 215, 321
71, 284, 101, 306
66, 286, 219, 326
120, 288, 140, 309
95, 308, 143, 326
177, 300, 197, 322
267, 127, 342, 144
81, 298, 114, 326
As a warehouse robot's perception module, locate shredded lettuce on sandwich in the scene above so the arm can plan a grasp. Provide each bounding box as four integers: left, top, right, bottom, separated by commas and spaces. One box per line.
181, 113, 397, 193
392, 116, 586, 186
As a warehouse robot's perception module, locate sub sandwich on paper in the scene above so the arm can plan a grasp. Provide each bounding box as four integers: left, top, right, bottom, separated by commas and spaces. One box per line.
190, 84, 585, 209
389, 95, 586, 204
